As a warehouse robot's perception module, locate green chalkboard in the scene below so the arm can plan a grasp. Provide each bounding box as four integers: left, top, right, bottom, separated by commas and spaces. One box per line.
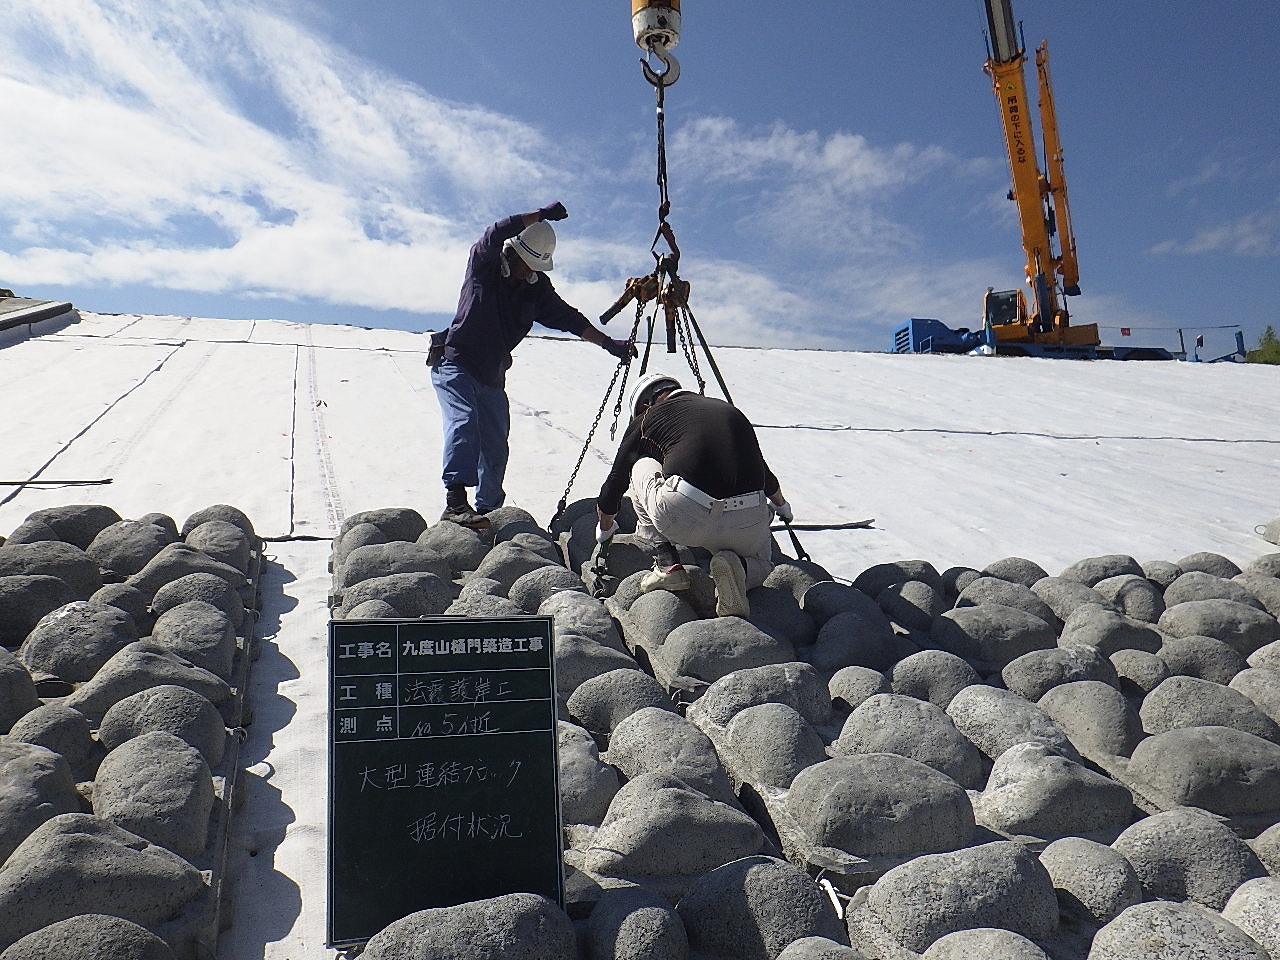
326, 617, 562, 948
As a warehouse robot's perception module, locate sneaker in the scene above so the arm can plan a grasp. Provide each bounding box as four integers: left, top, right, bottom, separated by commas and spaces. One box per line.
640, 563, 691, 592
710, 550, 749, 618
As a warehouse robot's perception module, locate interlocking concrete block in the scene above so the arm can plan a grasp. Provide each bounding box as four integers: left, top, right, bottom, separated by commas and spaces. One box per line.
981, 556, 1049, 588
1126, 725, 1280, 820
727, 703, 828, 790
0, 740, 80, 864
832, 694, 986, 789
956, 577, 1058, 629
931, 604, 1056, 673
557, 721, 619, 827
1031, 577, 1114, 624
584, 886, 689, 960
1166, 571, 1264, 610
1222, 877, 1280, 960
1039, 836, 1142, 927
1088, 901, 1269, 960
150, 601, 236, 680
607, 708, 736, 806
1001, 644, 1117, 703
567, 668, 675, 740
87, 521, 176, 581
99, 685, 227, 767
1160, 635, 1249, 685
1037, 680, 1144, 759
1140, 676, 1280, 743
1058, 554, 1143, 588
360, 892, 575, 960
1159, 599, 1280, 657
888, 650, 980, 710
945, 685, 1078, 762
1058, 604, 1163, 657
1092, 574, 1166, 623
0, 914, 175, 960
696, 661, 833, 728
1176, 551, 1243, 579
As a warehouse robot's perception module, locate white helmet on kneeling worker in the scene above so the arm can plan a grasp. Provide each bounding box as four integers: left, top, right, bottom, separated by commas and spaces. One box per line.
628, 372, 682, 419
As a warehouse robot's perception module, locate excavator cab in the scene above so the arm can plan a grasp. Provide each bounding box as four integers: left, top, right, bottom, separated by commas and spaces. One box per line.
982, 288, 1024, 328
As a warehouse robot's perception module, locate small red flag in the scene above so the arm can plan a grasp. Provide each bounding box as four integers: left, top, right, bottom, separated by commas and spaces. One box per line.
1120, 327, 1131, 337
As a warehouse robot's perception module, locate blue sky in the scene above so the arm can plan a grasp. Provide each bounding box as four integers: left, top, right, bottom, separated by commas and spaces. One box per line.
2, 1, 1278, 357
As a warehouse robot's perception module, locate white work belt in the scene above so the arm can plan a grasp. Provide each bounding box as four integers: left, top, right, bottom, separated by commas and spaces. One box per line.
673, 478, 765, 512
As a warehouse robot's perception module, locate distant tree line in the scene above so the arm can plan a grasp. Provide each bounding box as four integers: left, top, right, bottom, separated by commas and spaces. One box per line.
1246, 326, 1280, 364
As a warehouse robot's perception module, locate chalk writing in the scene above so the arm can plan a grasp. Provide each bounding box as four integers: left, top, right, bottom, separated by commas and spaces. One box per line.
408, 810, 525, 843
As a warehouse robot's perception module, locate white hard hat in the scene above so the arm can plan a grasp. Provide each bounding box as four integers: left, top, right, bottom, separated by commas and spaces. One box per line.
628, 372, 682, 418
504, 220, 556, 272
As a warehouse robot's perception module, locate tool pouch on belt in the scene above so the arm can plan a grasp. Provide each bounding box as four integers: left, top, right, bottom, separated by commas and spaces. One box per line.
427, 330, 446, 368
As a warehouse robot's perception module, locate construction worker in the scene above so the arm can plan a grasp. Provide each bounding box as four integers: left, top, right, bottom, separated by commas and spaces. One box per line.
429, 202, 634, 528
595, 373, 792, 618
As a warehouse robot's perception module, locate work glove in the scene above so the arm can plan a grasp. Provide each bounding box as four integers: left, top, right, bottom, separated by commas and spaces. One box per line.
597, 519, 619, 544
773, 501, 794, 523
426, 344, 444, 368
603, 338, 637, 361
539, 201, 568, 221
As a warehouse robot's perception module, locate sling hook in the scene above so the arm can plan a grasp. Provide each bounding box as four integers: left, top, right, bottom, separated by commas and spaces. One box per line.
641, 42, 680, 87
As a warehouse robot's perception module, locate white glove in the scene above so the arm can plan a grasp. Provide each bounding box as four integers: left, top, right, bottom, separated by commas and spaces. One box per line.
773, 501, 794, 523
597, 520, 619, 544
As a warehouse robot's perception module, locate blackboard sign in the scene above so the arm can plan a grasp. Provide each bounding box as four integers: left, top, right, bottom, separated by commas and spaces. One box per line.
326, 616, 562, 948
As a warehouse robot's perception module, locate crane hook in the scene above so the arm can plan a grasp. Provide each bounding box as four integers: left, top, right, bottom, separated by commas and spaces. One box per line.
640, 41, 680, 87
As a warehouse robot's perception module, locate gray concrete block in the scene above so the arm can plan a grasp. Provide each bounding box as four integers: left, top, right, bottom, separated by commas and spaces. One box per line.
1088, 901, 1269, 960
0, 740, 80, 864
555, 634, 639, 697
20, 505, 122, 550
676, 856, 848, 960
1250, 639, 1280, 671
956, 577, 1058, 629
1001, 644, 1118, 703
0, 576, 78, 649
1141, 558, 1184, 590
417, 521, 488, 575
335, 571, 455, 619
0, 647, 40, 733
1109, 648, 1171, 699
656, 618, 796, 688
1127, 725, 1280, 819
1031, 577, 1114, 624
850, 841, 1058, 954
86, 521, 176, 581
1058, 554, 1143, 588
1160, 635, 1249, 685
1059, 603, 1163, 657
931, 603, 1057, 673
1140, 675, 1280, 743
808, 607, 911, 674
152, 574, 244, 632
584, 773, 768, 883
727, 702, 828, 789
0, 813, 207, 954
799, 582, 881, 627
332, 522, 387, 570
981, 556, 1050, 588
360, 892, 575, 960
876, 580, 947, 633
1037, 680, 1144, 759
557, 721, 619, 826
1093, 573, 1166, 623
469, 540, 560, 594
921, 928, 1049, 960
941, 566, 980, 597
1159, 599, 1280, 657
65, 641, 232, 723
832, 694, 986, 789
763, 560, 834, 605
829, 666, 891, 714
540, 590, 624, 653
607, 708, 737, 805
852, 560, 942, 598
508, 564, 586, 614
90, 583, 152, 635
1245, 554, 1280, 579
584, 886, 688, 960
125, 543, 248, 605
1039, 836, 1142, 927
1236, 572, 1280, 620
93, 732, 214, 862
1249, 822, 1280, 876
1112, 807, 1266, 910
972, 741, 1134, 842
696, 661, 833, 728
7, 703, 98, 780
342, 599, 402, 619
1166, 571, 1265, 610
180, 504, 257, 542
1176, 551, 1243, 579
566, 668, 675, 740
99, 685, 227, 767
336, 506, 425, 544
183, 520, 252, 574
776, 938, 867, 960
888, 650, 981, 711
1222, 877, 1280, 960
334, 541, 452, 591
18, 601, 137, 684
785, 755, 974, 858
1230, 667, 1280, 728
945, 685, 1078, 761
0, 914, 175, 960
749, 585, 819, 648
150, 601, 236, 680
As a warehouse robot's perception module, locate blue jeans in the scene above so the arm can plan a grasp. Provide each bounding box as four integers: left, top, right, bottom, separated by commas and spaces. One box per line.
431, 360, 510, 512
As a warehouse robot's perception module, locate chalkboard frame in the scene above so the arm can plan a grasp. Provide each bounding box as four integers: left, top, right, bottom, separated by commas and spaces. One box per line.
326, 616, 562, 949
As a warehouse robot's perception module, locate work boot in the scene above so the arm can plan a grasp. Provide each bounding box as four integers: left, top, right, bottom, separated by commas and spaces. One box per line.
440, 486, 490, 530
710, 550, 749, 618
640, 540, 690, 592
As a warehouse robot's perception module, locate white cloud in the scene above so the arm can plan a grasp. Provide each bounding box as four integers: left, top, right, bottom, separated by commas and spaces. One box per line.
1148, 206, 1280, 258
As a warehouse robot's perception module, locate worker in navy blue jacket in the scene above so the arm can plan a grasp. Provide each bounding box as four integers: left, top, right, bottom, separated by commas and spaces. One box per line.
429, 202, 633, 528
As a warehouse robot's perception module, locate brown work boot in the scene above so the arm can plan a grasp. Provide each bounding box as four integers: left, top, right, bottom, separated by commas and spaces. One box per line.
710, 550, 749, 618
440, 486, 490, 530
